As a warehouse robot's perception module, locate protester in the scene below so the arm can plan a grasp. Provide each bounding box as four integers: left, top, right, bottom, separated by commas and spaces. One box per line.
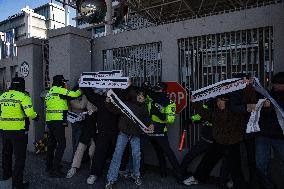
105, 88, 154, 189
69, 95, 88, 155
82, 88, 119, 185
66, 99, 97, 178
183, 95, 248, 189
256, 72, 284, 189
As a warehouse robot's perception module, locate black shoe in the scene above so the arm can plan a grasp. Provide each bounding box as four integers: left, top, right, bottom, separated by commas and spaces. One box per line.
12, 182, 29, 189
48, 170, 65, 178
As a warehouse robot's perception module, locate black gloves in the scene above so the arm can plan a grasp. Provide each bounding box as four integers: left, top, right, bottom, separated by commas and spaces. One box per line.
33, 114, 40, 121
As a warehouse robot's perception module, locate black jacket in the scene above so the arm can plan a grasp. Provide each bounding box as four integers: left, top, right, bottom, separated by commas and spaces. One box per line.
258, 89, 284, 139
82, 88, 118, 134
106, 89, 151, 136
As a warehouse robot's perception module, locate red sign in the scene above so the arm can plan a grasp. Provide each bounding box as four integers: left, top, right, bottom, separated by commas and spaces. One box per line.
165, 82, 187, 113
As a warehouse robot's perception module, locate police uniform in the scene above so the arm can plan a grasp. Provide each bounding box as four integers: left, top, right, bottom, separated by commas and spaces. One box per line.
145, 82, 181, 180
45, 75, 81, 177
0, 77, 38, 189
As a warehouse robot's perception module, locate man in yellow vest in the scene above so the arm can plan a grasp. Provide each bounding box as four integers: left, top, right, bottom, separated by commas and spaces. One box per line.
0, 77, 38, 189
45, 75, 81, 178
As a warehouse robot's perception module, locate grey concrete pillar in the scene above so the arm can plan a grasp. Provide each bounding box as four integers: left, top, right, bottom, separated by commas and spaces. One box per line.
16, 38, 44, 152
48, 26, 91, 161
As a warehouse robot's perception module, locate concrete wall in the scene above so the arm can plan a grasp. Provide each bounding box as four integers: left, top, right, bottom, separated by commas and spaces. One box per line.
48, 26, 91, 161
92, 2, 284, 163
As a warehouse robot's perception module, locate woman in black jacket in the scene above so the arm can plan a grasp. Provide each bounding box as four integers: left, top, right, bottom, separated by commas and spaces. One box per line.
105, 88, 154, 189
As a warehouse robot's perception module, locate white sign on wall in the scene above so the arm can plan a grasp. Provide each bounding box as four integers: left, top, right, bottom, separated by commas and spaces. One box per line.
20, 61, 29, 77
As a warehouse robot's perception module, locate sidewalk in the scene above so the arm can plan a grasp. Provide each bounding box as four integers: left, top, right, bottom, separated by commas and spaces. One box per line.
0, 143, 220, 189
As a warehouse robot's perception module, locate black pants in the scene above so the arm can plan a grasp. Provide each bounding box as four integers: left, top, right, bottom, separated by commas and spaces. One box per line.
46, 122, 66, 171
90, 132, 117, 177
2, 131, 28, 188
194, 142, 247, 189
149, 135, 181, 179
243, 137, 258, 189
180, 139, 211, 177
79, 115, 97, 145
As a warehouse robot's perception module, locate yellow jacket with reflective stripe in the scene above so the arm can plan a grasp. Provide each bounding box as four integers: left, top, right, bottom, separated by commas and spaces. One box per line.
146, 95, 176, 124
45, 86, 81, 121
0, 90, 37, 130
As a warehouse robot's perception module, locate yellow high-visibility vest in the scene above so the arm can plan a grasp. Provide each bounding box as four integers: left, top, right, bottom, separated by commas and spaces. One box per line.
146, 95, 176, 124
0, 90, 37, 130
45, 86, 81, 121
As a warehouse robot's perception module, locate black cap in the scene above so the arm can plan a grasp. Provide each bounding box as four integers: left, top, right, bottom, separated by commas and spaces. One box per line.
11, 77, 25, 85
53, 75, 68, 83
11, 77, 25, 92
153, 82, 167, 91
272, 72, 284, 84
142, 81, 151, 89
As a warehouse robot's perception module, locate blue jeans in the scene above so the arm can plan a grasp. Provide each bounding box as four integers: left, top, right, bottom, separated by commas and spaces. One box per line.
107, 132, 141, 182
255, 136, 284, 188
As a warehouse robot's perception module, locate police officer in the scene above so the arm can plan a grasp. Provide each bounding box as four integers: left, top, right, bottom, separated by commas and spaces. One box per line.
180, 102, 214, 180
0, 77, 38, 189
45, 75, 81, 177
145, 82, 182, 180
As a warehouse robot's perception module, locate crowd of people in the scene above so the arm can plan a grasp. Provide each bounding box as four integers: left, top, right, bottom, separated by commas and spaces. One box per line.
1, 72, 284, 189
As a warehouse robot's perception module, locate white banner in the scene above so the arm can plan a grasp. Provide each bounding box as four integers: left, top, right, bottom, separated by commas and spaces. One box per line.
67, 111, 88, 124
81, 70, 123, 78
252, 78, 284, 134
191, 78, 247, 102
79, 76, 129, 89
246, 99, 266, 134
107, 89, 149, 132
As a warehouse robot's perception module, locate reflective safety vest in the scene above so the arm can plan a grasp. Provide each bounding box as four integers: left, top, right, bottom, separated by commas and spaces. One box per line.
0, 90, 37, 130
191, 104, 212, 127
45, 86, 81, 121
146, 95, 176, 125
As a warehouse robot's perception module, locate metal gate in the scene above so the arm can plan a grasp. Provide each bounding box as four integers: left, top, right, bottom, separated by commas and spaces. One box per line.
102, 42, 162, 86
178, 26, 274, 148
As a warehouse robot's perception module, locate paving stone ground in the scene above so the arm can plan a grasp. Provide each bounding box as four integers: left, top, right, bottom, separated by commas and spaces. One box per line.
0, 140, 221, 189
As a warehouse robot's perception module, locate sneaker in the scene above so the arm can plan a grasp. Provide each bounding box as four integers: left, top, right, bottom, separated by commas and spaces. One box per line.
66, 167, 77, 178
105, 181, 114, 189
131, 175, 142, 186
183, 176, 198, 186
87, 175, 97, 185
119, 171, 130, 179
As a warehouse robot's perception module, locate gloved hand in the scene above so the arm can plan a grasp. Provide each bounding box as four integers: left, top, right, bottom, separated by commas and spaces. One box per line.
150, 104, 166, 121
33, 114, 40, 121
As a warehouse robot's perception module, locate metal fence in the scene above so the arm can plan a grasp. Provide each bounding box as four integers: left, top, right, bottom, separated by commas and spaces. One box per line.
178, 26, 274, 148
102, 42, 162, 86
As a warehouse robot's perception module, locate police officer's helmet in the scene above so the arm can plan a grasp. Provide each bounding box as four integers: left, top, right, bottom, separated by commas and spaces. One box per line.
52, 75, 68, 87
10, 77, 25, 92
153, 82, 167, 91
